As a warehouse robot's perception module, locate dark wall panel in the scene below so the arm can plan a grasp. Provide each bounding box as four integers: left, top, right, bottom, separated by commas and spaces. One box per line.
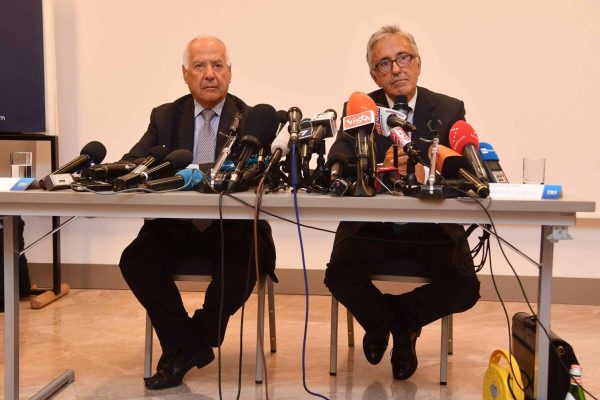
0, 0, 46, 133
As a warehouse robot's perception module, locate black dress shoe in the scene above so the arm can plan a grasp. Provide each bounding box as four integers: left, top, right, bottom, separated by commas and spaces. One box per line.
390, 326, 421, 380
153, 350, 174, 373
362, 331, 390, 365
144, 344, 214, 390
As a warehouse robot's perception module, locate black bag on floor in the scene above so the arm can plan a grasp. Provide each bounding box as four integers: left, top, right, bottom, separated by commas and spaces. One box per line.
0, 216, 32, 311
511, 312, 579, 400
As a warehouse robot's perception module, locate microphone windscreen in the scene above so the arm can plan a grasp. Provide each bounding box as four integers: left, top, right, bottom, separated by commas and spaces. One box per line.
479, 142, 499, 161
449, 120, 479, 154
242, 104, 279, 147
393, 95, 408, 106
271, 130, 291, 154
434, 144, 471, 179
148, 145, 169, 162
347, 92, 377, 115
327, 141, 353, 167
175, 168, 204, 190
165, 149, 193, 169
80, 141, 107, 164
276, 110, 288, 124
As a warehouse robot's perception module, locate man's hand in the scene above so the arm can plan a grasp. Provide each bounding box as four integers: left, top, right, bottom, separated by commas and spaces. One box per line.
383, 145, 425, 183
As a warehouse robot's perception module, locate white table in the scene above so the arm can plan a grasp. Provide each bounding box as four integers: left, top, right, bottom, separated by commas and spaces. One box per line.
1, 190, 595, 399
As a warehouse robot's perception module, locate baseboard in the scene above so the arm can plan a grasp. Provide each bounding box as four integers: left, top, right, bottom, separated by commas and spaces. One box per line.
28, 263, 600, 305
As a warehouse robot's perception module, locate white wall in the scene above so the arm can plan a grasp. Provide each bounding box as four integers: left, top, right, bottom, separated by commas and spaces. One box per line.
23, 0, 599, 279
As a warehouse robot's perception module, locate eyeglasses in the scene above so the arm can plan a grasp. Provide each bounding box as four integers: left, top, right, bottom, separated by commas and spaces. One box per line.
373, 53, 417, 73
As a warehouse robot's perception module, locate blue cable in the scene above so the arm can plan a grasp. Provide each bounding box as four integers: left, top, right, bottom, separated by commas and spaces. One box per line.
291, 144, 330, 400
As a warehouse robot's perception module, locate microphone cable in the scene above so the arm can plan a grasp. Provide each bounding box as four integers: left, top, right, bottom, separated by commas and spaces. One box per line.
200, 173, 256, 400
447, 182, 598, 400
290, 143, 330, 400
253, 172, 272, 400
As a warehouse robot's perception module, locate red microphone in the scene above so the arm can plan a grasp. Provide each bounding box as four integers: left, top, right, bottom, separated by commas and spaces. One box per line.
448, 120, 489, 183
342, 91, 377, 197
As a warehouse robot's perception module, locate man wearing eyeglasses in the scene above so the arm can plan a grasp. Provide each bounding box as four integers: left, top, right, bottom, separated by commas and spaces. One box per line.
325, 25, 480, 380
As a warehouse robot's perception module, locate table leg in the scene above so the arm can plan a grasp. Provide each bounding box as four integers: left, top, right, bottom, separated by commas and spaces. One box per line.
534, 225, 553, 399
3, 216, 19, 400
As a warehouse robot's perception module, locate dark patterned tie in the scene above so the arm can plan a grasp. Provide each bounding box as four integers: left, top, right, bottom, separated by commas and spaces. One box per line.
195, 109, 217, 164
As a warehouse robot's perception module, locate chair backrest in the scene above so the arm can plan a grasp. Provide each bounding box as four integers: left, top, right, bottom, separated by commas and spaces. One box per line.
371, 256, 431, 283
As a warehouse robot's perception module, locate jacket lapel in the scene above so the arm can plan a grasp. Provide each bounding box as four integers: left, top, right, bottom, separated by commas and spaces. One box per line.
176, 96, 195, 152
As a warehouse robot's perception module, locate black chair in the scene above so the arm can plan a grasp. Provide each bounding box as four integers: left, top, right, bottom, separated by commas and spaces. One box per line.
143, 256, 276, 384
329, 257, 453, 384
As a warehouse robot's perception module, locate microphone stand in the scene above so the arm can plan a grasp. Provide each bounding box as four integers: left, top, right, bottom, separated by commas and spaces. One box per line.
302, 140, 328, 193
417, 133, 444, 199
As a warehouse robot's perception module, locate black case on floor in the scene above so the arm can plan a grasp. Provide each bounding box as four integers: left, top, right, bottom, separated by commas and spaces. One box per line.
511, 312, 579, 400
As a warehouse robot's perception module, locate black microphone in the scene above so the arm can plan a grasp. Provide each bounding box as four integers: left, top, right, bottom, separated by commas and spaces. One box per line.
287, 106, 302, 144
82, 161, 138, 180
387, 113, 417, 132
458, 167, 490, 198
39, 141, 107, 189
227, 104, 279, 193
112, 146, 169, 190
328, 149, 351, 196
275, 110, 289, 135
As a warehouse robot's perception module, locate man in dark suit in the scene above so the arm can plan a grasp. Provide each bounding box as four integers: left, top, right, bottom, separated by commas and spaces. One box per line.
119, 36, 276, 390
324, 25, 480, 380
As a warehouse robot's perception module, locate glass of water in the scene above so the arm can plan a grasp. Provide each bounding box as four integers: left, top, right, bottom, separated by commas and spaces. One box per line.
10, 151, 33, 178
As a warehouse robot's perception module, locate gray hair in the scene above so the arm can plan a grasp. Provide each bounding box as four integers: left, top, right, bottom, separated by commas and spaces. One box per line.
366, 25, 420, 70
182, 35, 231, 68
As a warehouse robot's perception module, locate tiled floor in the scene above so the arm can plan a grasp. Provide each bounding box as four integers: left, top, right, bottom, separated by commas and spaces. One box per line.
1, 289, 599, 399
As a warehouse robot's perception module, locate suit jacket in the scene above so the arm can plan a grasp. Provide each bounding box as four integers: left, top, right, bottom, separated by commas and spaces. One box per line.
329, 86, 465, 166
123, 93, 277, 278
122, 93, 250, 161
329, 86, 468, 242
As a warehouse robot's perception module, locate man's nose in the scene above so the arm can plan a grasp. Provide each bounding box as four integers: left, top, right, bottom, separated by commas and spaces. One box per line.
204, 65, 215, 79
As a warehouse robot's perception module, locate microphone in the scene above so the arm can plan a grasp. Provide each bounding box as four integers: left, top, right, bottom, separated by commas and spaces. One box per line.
275, 110, 289, 135
479, 142, 509, 183
39, 141, 107, 189
287, 106, 302, 144
375, 106, 415, 137
112, 145, 169, 190
227, 104, 279, 193
449, 120, 489, 183
388, 126, 424, 164
142, 168, 204, 191
432, 145, 489, 197
82, 161, 138, 180
458, 168, 490, 198
328, 150, 351, 196
300, 109, 338, 160
264, 128, 291, 176
342, 91, 378, 197
209, 112, 243, 187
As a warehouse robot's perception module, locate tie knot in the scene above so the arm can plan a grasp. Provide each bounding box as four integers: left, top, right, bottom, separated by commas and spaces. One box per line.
200, 109, 216, 121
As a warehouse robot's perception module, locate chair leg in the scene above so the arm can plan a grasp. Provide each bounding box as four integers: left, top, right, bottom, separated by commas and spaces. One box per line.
255, 274, 266, 384
267, 277, 277, 353
448, 313, 453, 355
144, 312, 153, 379
346, 309, 354, 347
330, 297, 339, 376
440, 315, 450, 385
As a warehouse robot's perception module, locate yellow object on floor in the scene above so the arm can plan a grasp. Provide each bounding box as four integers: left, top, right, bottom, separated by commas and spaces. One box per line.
483, 349, 525, 400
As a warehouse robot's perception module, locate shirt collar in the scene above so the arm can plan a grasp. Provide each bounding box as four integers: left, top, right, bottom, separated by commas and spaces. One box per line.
385, 88, 418, 111
194, 97, 226, 118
